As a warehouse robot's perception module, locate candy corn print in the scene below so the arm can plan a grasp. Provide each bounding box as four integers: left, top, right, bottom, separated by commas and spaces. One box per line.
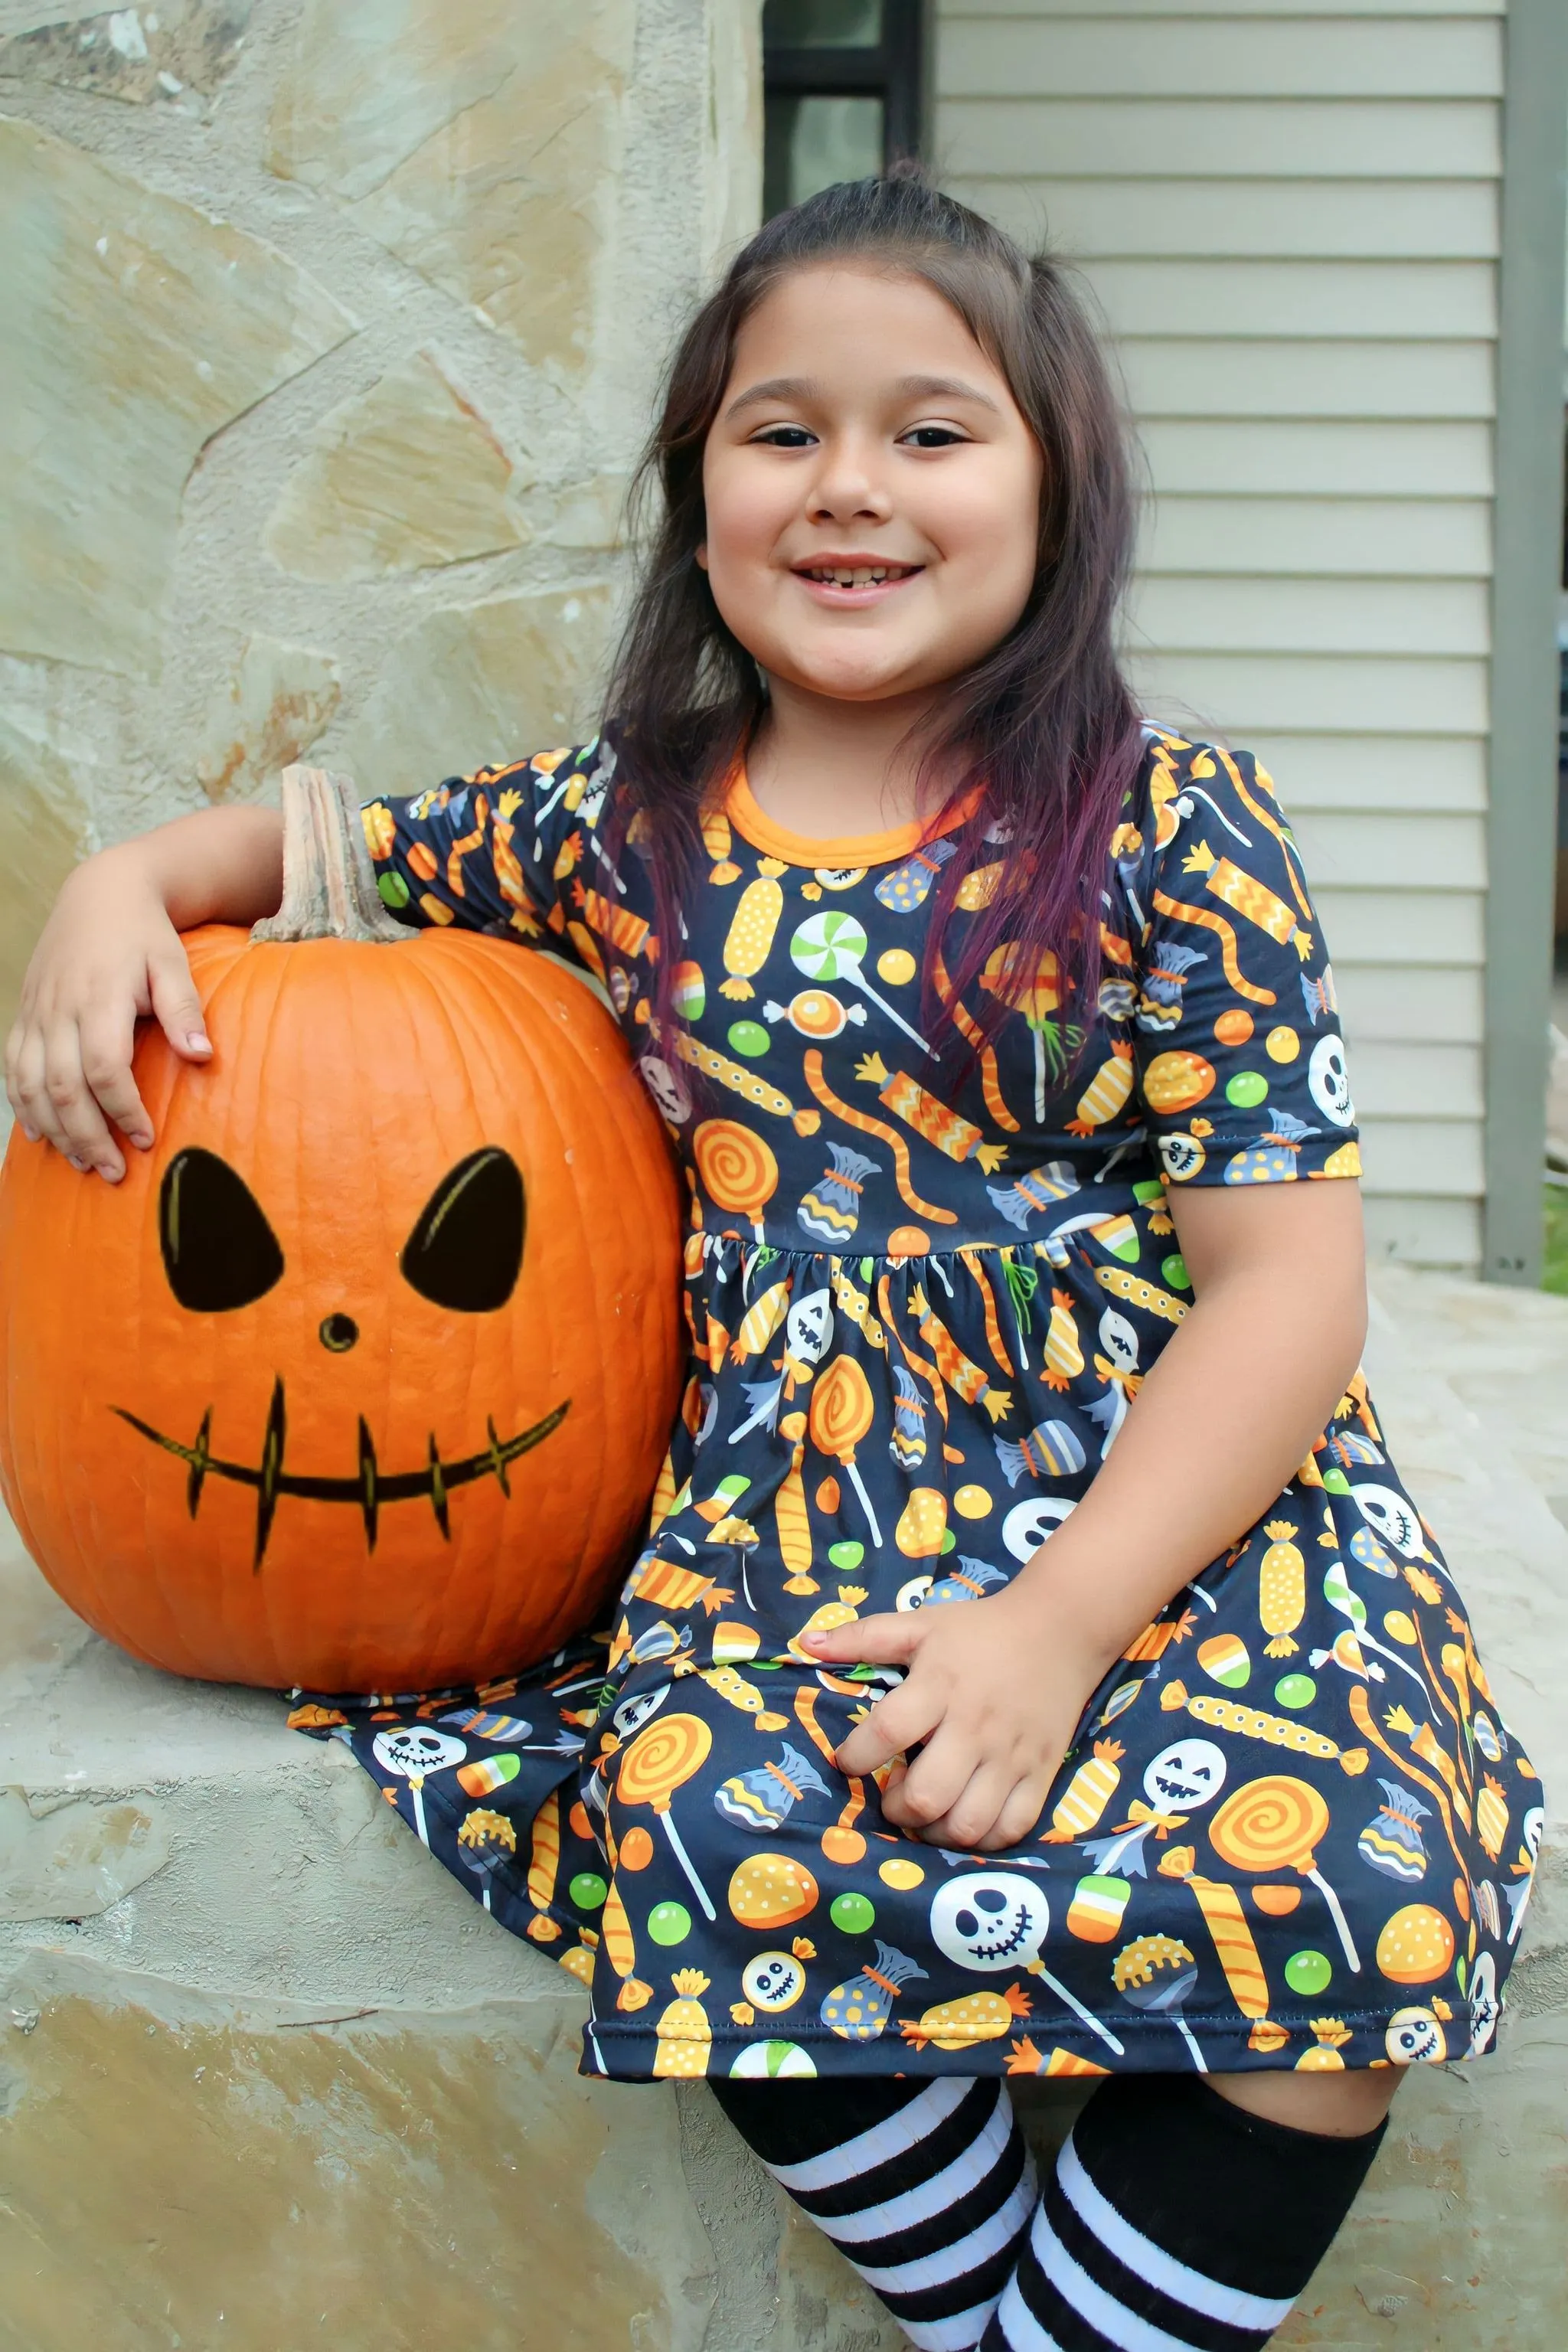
293, 727, 1540, 2087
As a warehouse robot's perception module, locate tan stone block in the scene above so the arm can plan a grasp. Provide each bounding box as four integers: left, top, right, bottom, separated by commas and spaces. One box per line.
267, 0, 635, 374
0, 2, 251, 105
0, 1789, 171, 1921
264, 349, 531, 583
0, 711, 93, 1041
0, 1961, 715, 2349
349, 584, 615, 799
0, 118, 355, 678
194, 633, 341, 802
773, 2191, 909, 2351
542, 472, 631, 552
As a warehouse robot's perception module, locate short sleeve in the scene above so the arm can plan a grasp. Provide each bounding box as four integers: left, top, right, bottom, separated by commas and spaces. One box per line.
360, 738, 614, 949
1114, 736, 1362, 1189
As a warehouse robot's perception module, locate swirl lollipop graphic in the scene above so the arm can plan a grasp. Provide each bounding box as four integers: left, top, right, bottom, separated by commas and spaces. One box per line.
809, 1356, 883, 1547
791, 911, 933, 1055
693, 1119, 779, 1241
617, 1713, 718, 1921
1209, 1775, 1361, 1973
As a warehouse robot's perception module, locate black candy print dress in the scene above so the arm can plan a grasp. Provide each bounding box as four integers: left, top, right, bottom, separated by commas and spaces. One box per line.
293, 727, 1542, 2088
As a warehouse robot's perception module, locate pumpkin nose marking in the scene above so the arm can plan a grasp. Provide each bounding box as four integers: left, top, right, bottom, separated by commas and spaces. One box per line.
320, 1313, 359, 1352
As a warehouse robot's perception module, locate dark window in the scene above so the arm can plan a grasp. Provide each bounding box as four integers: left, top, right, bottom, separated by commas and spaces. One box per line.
762, 0, 926, 219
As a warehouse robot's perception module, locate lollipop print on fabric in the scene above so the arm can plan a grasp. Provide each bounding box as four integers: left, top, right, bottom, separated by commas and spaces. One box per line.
1113, 1934, 1207, 2070
616, 1713, 720, 1921
694, 1121, 779, 1243
790, 910, 932, 1053
1210, 1777, 1362, 1973
808, 1357, 883, 1546
978, 942, 1072, 1122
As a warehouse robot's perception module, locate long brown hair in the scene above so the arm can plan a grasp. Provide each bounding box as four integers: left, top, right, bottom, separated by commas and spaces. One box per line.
606, 170, 1145, 1063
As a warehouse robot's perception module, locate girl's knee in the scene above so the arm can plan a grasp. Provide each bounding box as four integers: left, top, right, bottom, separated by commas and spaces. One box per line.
1207, 2063, 1400, 2139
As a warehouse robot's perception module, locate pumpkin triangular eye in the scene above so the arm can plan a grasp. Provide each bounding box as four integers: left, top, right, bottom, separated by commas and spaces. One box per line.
400, 1148, 524, 1313
158, 1148, 285, 1312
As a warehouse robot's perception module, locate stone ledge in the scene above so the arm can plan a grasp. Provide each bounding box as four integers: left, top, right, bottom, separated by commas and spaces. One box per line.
2, 1264, 1565, 2350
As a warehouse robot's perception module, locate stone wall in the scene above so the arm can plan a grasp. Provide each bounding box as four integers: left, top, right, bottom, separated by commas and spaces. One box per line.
0, 0, 763, 1043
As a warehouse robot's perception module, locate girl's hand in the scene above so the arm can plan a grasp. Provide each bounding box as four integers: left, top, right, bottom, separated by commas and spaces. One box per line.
802, 1589, 1113, 1853
5, 804, 284, 1181
5, 853, 211, 1181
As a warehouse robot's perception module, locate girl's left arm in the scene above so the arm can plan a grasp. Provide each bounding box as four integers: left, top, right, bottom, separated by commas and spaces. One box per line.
1012, 1174, 1367, 1670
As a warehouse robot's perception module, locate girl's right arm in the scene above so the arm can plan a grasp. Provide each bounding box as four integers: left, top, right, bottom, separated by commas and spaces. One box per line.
5, 804, 284, 1183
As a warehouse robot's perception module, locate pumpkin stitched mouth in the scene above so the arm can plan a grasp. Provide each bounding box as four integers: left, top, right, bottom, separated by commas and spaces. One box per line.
113, 1378, 570, 1568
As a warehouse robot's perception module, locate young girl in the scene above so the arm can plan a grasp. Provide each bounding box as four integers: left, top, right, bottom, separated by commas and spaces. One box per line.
9, 176, 1540, 2351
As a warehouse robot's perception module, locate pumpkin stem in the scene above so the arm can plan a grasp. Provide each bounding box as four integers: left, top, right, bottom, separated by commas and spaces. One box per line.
252, 766, 407, 946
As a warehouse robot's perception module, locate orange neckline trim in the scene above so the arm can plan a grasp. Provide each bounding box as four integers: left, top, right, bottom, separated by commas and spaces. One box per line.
724, 767, 982, 869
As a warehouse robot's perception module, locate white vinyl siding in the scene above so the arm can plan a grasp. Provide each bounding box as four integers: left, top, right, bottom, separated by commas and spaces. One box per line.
935, 2, 1502, 1265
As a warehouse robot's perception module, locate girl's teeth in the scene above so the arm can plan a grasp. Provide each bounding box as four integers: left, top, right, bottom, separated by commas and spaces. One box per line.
812, 567, 903, 585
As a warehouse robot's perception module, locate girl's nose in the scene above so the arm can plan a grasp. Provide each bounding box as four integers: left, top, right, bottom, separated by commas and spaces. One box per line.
808, 449, 892, 524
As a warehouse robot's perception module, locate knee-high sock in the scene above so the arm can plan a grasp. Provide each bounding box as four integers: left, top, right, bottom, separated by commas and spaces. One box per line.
712, 2074, 1037, 2352
982, 2075, 1389, 2352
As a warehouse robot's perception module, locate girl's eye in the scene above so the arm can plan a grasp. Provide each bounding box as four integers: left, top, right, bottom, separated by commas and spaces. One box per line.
752, 425, 816, 449
901, 426, 966, 449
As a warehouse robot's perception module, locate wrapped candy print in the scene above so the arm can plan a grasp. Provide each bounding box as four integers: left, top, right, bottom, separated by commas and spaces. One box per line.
995, 1419, 1088, 1486
874, 837, 956, 913
713, 1742, 832, 1833
798, 1143, 880, 1243
820, 1941, 929, 2040
1135, 941, 1205, 1031
1357, 1780, 1431, 1884
889, 1362, 928, 1468
1225, 1112, 1320, 1186
923, 1557, 1008, 1604
986, 1163, 1080, 1233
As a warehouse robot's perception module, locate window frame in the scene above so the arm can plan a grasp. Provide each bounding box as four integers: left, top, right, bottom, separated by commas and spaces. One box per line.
761, 0, 927, 210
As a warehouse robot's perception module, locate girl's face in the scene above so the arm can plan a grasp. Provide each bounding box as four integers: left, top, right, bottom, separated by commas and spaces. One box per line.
698, 265, 1044, 708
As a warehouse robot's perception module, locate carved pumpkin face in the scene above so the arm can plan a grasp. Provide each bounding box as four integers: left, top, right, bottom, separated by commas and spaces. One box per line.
0, 923, 683, 1692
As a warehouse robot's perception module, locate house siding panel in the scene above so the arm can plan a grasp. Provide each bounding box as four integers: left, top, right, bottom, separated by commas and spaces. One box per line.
936, 101, 1500, 181
936, 5, 1501, 1265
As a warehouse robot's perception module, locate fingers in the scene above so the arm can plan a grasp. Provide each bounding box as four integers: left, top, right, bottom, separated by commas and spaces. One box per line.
920, 1766, 1021, 1852
895, 1760, 1052, 1854
802, 1610, 920, 1667
880, 1731, 992, 1838
147, 948, 211, 1060
980, 1779, 1054, 1852
41, 1020, 123, 1178
12, 1015, 115, 1175
5, 1021, 50, 1150
4, 1015, 41, 1142
78, 998, 153, 1153
879, 1726, 1054, 1851
834, 1676, 939, 1779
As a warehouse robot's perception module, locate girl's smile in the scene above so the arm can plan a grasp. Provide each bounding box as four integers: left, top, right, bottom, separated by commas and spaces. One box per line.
791, 554, 924, 606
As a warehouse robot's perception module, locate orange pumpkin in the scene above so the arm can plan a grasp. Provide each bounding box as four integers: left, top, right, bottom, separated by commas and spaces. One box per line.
0, 768, 683, 1691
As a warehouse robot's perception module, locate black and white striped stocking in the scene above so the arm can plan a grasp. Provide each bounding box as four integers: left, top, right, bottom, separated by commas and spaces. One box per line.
710, 2073, 1037, 2350
713, 2072, 1387, 2352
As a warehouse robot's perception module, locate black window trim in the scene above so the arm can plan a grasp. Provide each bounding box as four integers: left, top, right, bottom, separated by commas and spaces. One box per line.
762, 0, 927, 179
